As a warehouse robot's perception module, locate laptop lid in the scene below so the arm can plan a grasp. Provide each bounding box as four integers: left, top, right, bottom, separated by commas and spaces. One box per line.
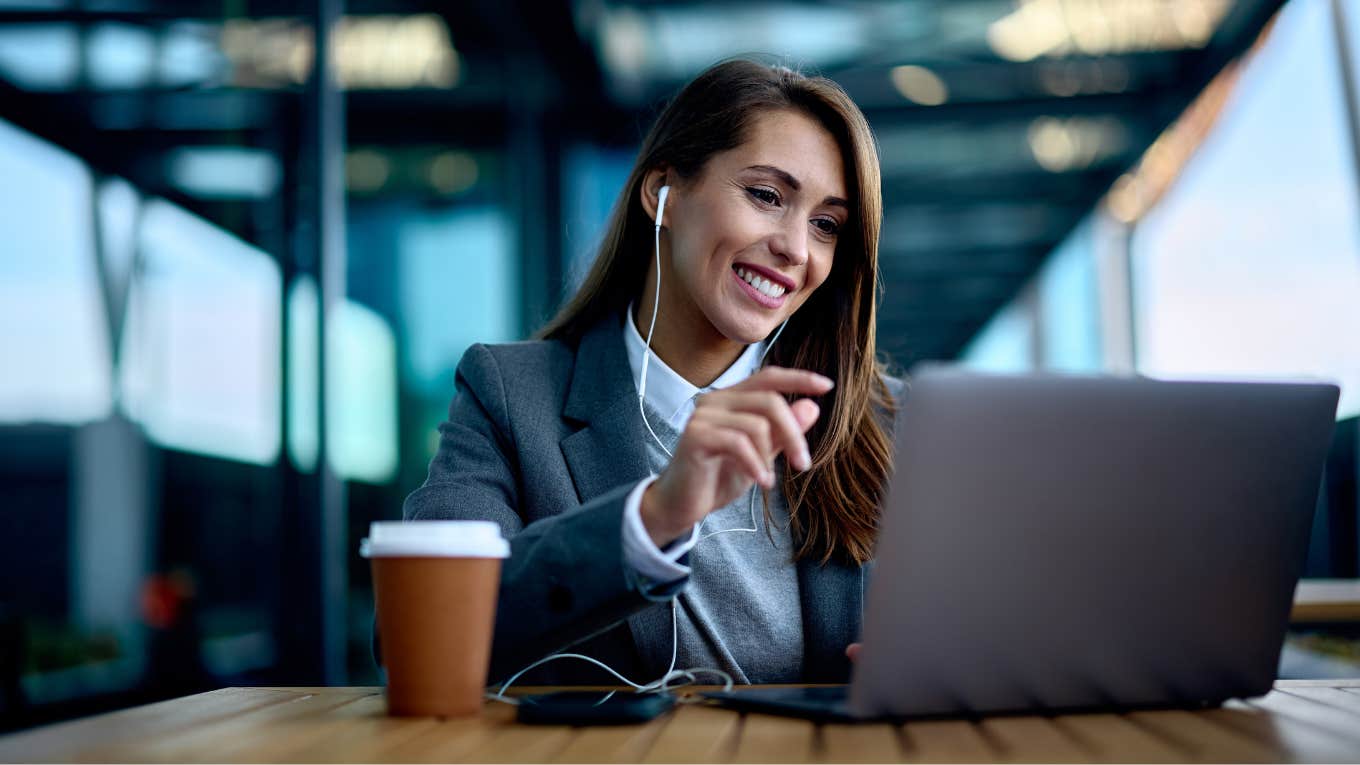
849, 368, 1340, 719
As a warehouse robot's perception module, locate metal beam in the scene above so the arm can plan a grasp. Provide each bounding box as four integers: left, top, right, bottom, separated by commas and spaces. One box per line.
280, 0, 348, 687
882, 167, 1128, 205
311, 0, 349, 688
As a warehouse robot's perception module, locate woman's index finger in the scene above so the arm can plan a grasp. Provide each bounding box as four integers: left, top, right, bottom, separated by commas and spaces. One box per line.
738, 366, 834, 395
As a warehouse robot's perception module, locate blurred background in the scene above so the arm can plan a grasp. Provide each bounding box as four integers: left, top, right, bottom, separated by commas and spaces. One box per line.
2, 0, 1358, 732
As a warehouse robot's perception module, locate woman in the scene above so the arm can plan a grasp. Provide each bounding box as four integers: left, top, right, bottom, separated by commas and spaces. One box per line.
403, 59, 901, 686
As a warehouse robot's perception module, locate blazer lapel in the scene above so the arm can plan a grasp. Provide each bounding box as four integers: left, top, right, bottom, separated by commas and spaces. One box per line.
559, 317, 651, 502
558, 316, 674, 675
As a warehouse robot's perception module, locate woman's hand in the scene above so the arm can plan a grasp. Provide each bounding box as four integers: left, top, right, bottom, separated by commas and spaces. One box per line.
639, 367, 833, 547
845, 643, 861, 662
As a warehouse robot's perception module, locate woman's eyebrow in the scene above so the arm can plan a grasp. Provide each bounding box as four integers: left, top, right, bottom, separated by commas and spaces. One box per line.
744, 164, 848, 209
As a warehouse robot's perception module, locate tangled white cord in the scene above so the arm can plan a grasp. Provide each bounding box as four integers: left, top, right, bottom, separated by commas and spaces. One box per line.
487, 596, 735, 706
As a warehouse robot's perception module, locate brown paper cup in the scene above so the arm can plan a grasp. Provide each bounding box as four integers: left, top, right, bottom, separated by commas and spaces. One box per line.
372, 556, 501, 717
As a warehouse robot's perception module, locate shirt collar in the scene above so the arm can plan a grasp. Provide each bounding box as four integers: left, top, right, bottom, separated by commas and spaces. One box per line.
622, 303, 765, 424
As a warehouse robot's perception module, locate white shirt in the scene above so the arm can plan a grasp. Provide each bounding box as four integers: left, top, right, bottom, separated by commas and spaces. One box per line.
620, 305, 766, 584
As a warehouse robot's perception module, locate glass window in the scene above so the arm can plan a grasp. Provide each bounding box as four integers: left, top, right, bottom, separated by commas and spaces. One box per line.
119, 200, 282, 463
1037, 218, 1103, 373
0, 118, 112, 424
960, 294, 1035, 373
1132, 0, 1360, 419
286, 277, 399, 483
330, 301, 398, 482
398, 206, 517, 398
287, 277, 320, 473
562, 145, 634, 292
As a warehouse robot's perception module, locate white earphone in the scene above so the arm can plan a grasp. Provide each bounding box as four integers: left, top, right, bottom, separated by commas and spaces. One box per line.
639, 183, 786, 539
637, 184, 669, 407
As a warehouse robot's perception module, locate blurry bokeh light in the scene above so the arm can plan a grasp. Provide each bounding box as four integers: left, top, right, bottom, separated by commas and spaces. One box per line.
988, 0, 1233, 61
221, 14, 459, 90
891, 65, 949, 106
1026, 115, 1129, 172
427, 151, 478, 197
345, 149, 391, 194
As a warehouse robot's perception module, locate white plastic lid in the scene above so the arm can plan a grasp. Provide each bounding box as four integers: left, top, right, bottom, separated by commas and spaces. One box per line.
359, 520, 510, 559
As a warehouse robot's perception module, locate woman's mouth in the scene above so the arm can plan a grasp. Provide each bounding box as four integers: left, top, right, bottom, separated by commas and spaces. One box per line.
732, 265, 789, 308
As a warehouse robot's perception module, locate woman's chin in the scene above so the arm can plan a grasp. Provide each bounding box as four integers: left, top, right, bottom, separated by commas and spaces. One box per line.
712, 310, 785, 346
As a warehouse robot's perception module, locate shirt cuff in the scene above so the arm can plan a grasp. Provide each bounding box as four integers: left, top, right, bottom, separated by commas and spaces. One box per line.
622, 474, 698, 585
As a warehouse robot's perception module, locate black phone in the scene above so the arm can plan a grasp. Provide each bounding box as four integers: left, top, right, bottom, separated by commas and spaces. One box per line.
515, 690, 676, 725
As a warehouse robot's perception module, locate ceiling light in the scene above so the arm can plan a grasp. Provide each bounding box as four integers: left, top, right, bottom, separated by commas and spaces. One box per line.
891, 65, 948, 106
1027, 115, 1127, 172
1029, 117, 1079, 171
345, 150, 390, 194
427, 151, 477, 196
221, 14, 459, 90
988, 0, 1232, 62
1039, 58, 1132, 97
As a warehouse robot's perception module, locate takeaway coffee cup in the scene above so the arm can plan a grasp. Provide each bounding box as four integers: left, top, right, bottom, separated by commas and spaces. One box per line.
361, 520, 509, 717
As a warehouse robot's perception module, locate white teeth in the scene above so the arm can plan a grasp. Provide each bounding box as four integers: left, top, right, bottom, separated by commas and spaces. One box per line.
735, 267, 786, 298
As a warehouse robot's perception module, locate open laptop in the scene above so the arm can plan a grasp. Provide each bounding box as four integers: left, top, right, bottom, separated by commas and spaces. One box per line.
703, 366, 1340, 721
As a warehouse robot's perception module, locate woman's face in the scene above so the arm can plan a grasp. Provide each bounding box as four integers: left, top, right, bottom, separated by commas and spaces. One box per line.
657, 108, 849, 346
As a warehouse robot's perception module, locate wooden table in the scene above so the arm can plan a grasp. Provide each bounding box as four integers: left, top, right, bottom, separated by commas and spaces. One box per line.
3, 682, 1360, 763
1293, 579, 1360, 623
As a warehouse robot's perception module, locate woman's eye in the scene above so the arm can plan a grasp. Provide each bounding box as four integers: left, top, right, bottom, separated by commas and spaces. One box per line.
746, 186, 779, 206
813, 218, 841, 236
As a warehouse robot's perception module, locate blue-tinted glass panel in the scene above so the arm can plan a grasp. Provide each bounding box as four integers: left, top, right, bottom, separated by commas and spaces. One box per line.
329, 300, 398, 483
287, 277, 399, 483
0, 118, 112, 424
1038, 219, 1102, 373
1133, 0, 1360, 418
287, 276, 319, 473
563, 145, 634, 292
398, 206, 517, 398
961, 298, 1035, 373
119, 200, 282, 463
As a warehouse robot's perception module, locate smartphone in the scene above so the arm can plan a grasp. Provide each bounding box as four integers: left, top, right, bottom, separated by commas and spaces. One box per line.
516, 690, 676, 725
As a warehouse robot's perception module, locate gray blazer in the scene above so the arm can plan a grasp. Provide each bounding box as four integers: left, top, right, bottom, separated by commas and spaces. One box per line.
403, 314, 902, 685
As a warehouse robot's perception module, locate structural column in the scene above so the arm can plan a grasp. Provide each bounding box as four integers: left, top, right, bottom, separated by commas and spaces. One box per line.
284, 0, 348, 685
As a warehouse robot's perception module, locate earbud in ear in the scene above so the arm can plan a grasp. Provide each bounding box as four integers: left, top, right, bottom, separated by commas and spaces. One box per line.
655, 185, 670, 230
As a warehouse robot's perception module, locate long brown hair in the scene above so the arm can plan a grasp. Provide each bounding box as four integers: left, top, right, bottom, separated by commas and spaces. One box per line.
538, 59, 895, 565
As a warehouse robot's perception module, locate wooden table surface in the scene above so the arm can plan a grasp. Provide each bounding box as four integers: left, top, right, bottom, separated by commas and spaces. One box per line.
3, 681, 1360, 763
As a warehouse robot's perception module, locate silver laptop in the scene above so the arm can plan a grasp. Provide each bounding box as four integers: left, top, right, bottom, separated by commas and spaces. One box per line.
704, 366, 1340, 720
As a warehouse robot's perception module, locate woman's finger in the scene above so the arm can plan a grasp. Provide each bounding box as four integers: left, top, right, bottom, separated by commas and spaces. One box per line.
692, 409, 774, 463
790, 398, 820, 432
687, 420, 774, 488
731, 366, 834, 397
709, 390, 812, 470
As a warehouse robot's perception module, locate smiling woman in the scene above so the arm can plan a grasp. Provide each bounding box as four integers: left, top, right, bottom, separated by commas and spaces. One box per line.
639, 112, 847, 358
402, 59, 902, 689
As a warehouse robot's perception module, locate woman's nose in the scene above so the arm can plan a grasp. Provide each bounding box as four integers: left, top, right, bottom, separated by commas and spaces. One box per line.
771, 219, 809, 266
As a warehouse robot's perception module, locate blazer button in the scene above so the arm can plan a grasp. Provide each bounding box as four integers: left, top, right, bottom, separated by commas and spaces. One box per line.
547, 584, 574, 613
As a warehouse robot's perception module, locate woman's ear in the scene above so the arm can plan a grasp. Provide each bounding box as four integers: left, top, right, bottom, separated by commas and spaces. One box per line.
639, 167, 671, 228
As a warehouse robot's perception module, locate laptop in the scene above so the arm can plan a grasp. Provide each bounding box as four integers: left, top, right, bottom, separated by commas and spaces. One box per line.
703, 366, 1340, 721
